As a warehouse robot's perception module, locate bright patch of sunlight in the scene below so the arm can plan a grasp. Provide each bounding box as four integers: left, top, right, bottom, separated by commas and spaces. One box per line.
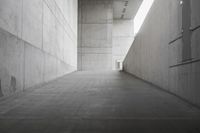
134, 0, 154, 35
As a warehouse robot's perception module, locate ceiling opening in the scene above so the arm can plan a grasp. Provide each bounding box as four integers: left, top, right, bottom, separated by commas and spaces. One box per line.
134, 0, 154, 35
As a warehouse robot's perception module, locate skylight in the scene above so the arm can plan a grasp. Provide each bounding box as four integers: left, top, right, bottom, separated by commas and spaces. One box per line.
134, 0, 154, 35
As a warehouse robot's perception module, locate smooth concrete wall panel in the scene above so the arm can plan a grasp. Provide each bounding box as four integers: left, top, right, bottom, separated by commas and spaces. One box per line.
43, 0, 78, 66
55, 0, 64, 13
63, 32, 77, 67
81, 24, 112, 48
43, 1, 55, 26
55, 20, 64, 60
191, 62, 200, 105
56, 60, 64, 78
72, 45, 77, 67
77, 54, 82, 70
42, 2, 55, 56
44, 0, 55, 10
191, 0, 200, 29
24, 44, 44, 88
0, 0, 22, 37
57, 60, 76, 77
123, 0, 200, 106
168, 0, 182, 41
113, 20, 134, 37
43, 24, 56, 56
78, 0, 113, 70
22, 0, 43, 49
168, 67, 179, 94
112, 37, 133, 55
44, 54, 57, 82
43, 2, 57, 57
0, 28, 24, 96
81, 1, 113, 24
72, 0, 78, 34
169, 39, 183, 66
80, 48, 112, 54
0, 0, 78, 97
191, 28, 200, 59
63, 33, 72, 65
81, 53, 112, 70
81, 54, 112, 70
56, 60, 76, 78
174, 64, 191, 100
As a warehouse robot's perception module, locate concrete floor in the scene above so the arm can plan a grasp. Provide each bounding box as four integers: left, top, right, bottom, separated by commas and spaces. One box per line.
0, 71, 200, 133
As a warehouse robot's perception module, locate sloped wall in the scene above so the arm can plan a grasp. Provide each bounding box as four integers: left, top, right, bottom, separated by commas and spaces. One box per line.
0, 0, 78, 97
123, 0, 200, 106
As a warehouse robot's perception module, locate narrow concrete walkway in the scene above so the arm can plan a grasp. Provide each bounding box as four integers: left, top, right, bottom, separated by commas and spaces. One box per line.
0, 71, 200, 133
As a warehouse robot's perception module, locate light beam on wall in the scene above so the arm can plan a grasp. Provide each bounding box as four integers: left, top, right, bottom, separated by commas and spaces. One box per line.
134, 0, 154, 35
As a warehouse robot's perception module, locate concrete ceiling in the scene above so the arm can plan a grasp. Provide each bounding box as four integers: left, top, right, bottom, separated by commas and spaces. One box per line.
113, 0, 142, 20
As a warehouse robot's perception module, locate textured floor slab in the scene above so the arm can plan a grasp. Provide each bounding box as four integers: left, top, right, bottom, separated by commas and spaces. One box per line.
0, 71, 200, 133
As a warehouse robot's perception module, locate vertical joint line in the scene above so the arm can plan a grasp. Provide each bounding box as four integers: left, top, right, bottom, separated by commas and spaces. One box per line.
21, 0, 26, 91
42, 0, 45, 82
181, 0, 192, 61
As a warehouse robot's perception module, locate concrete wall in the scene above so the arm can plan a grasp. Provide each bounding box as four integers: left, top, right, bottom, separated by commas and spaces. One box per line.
0, 0, 78, 97
123, 0, 200, 106
78, 0, 113, 70
112, 19, 134, 70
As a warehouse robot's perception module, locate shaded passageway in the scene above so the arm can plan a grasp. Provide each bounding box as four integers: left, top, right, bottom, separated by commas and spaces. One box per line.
0, 71, 200, 133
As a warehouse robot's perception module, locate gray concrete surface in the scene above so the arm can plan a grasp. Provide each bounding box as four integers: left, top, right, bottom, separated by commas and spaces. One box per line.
112, 19, 134, 70
0, 0, 78, 97
0, 71, 200, 133
123, 0, 200, 106
78, 0, 113, 71
78, 0, 136, 71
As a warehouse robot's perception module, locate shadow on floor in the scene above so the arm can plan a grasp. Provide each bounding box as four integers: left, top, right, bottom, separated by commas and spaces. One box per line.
0, 71, 200, 133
